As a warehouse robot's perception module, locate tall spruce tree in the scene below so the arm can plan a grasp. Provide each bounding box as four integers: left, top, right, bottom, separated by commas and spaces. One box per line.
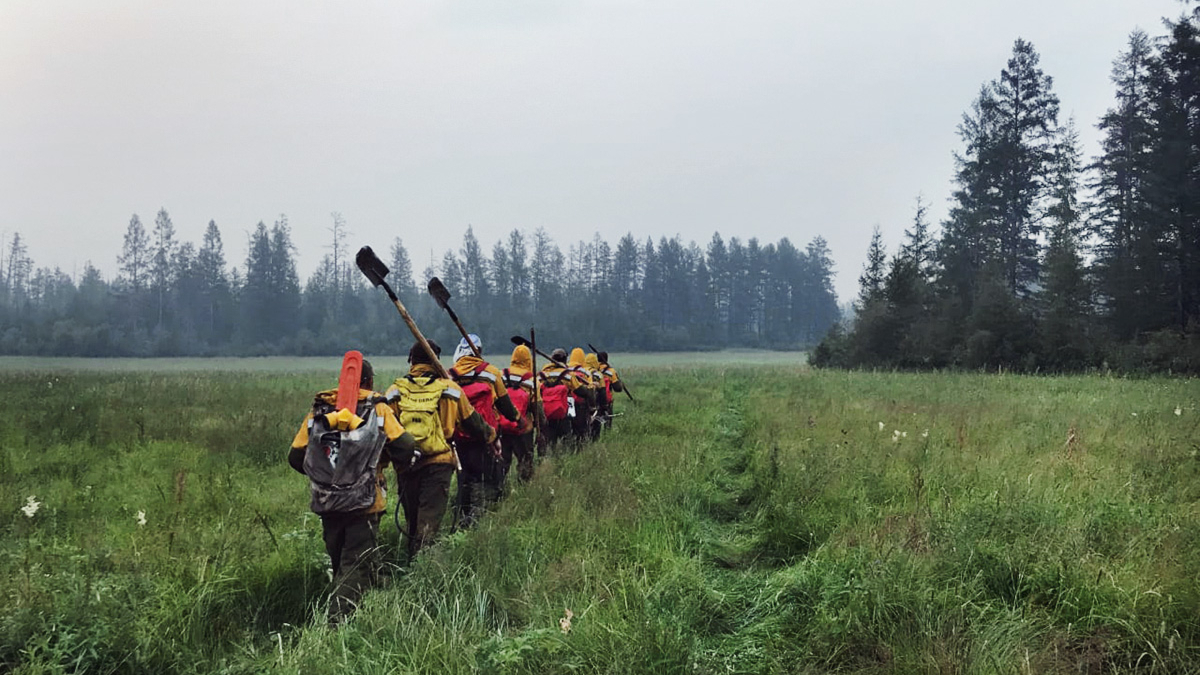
858, 226, 888, 310
1147, 16, 1200, 333
985, 39, 1061, 295
1092, 30, 1158, 339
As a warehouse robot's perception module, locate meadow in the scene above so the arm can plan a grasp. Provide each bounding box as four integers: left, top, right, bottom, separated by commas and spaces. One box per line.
1, 355, 1197, 674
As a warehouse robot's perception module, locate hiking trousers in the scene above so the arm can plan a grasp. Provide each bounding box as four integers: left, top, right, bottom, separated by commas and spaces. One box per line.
454, 440, 500, 529
320, 511, 380, 624
501, 431, 535, 484
540, 417, 572, 455
397, 463, 454, 559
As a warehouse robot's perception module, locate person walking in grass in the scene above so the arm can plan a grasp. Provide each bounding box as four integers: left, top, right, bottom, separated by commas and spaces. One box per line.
596, 350, 622, 429
386, 340, 496, 558
584, 352, 609, 440
288, 357, 417, 625
566, 347, 598, 448
538, 348, 581, 453
447, 334, 520, 527
499, 343, 542, 484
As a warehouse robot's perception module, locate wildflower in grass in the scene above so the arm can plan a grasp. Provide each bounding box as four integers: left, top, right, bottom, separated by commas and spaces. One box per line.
1131, 412, 1138, 417
136, 510, 147, 526
892, 430, 901, 442
1176, 407, 1183, 416
878, 422, 885, 432
21, 496, 41, 518
921, 429, 929, 439
560, 608, 574, 634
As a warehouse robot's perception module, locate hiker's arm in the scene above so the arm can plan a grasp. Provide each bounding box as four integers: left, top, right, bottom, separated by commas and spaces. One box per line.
461, 410, 497, 444
385, 431, 419, 465
496, 393, 519, 422
288, 416, 310, 474
288, 445, 306, 474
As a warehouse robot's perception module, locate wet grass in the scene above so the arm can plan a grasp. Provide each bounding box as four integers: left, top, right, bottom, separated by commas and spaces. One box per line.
2, 361, 1198, 673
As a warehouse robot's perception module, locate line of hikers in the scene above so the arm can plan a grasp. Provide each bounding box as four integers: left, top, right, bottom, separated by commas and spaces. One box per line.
288, 336, 626, 623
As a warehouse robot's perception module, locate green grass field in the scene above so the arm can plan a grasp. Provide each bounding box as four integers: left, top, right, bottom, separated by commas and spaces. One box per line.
2, 356, 1198, 674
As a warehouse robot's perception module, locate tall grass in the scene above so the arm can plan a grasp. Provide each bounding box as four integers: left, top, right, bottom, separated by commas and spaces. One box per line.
2, 364, 1197, 673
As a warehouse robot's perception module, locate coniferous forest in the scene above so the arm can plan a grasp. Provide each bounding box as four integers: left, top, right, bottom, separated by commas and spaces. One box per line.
7, 14, 1200, 371
814, 17, 1200, 374
0, 214, 839, 356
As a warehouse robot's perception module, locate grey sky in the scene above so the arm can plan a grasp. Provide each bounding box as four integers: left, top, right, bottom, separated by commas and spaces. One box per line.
0, 0, 1185, 303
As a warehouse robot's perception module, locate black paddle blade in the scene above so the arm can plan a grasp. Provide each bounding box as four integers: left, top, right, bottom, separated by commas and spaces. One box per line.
428, 277, 452, 309
356, 247, 390, 287
510, 335, 532, 348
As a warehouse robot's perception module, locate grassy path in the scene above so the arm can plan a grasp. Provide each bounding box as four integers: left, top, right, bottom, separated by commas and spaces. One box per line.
2, 366, 1198, 673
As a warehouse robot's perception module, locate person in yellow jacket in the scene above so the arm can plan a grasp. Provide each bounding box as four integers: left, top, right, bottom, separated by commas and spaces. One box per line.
289, 357, 416, 624
386, 340, 496, 559
448, 334, 520, 527
567, 348, 598, 446
499, 343, 542, 483
539, 348, 584, 452
596, 350, 623, 427
584, 352, 609, 440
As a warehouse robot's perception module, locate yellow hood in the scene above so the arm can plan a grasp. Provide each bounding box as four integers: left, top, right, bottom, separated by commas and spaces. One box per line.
509, 345, 533, 374
585, 353, 600, 370
568, 348, 586, 368
453, 354, 486, 373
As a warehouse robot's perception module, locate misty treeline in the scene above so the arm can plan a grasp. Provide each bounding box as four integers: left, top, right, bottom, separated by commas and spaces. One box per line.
814, 17, 1200, 374
0, 210, 838, 357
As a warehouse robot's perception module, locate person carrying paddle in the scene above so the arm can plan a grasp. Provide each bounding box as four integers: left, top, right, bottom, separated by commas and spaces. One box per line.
288, 356, 417, 624
448, 334, 519, 527
499, 343, 542, 483
386, 340, 496, 558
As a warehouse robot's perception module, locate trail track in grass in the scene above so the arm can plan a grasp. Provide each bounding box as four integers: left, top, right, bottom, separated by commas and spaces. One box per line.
2, 362, 1197, 673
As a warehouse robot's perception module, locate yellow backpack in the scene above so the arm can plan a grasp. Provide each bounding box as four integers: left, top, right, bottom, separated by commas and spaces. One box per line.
387, 376, 453, 455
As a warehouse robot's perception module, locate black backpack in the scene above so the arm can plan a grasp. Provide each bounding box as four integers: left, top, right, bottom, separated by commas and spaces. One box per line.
303, 398, 386, 515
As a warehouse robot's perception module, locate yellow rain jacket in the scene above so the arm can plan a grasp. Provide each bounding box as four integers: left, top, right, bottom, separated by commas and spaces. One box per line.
585, 353, 605, 388
507, 345, 542, 397
290, 388, 406, 515
386, 364, 494, 472
450, 354, 515, 421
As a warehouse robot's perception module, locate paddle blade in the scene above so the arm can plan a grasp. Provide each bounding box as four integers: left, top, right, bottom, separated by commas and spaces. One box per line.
336, 350, 364, 411
355, 247, 389, 287
427, 276, 452, 309
510, 335, 532, 348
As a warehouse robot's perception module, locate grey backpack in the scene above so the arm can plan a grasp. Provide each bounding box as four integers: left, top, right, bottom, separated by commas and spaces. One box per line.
303, 400, 386, 515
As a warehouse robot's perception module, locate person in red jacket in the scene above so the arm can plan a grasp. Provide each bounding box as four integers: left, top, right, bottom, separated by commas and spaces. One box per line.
448, 334, 519, 528
499, 343, 542, 484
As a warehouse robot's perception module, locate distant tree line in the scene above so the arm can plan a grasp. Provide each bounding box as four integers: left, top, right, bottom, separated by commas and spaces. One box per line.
813, 16, 1200, 374
0, 212, 839, 356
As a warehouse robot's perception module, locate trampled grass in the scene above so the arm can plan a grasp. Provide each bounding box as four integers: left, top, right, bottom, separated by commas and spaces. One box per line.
1, 360, 1197, 673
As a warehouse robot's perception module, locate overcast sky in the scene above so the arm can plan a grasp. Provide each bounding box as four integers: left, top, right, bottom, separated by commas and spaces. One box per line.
0, 0, 1186, 303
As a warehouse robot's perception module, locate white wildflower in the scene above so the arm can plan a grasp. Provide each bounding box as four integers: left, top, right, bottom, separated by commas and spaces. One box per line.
902, 431, 908, 438
892, 430, 901, 443
1176, 407, 1182, 416
921, 429, 929, 439
1131, 412, 1138, 417
21, 496, 41, 518
136, 510, 147, 527
878, 422, 885, 432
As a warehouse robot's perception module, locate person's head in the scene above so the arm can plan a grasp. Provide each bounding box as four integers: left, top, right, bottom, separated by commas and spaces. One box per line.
360, 358, 374, 390
409, 339, 442, 366
454, 334, 482, 361
598, 351, 609, 364
550, 348, 568, 365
